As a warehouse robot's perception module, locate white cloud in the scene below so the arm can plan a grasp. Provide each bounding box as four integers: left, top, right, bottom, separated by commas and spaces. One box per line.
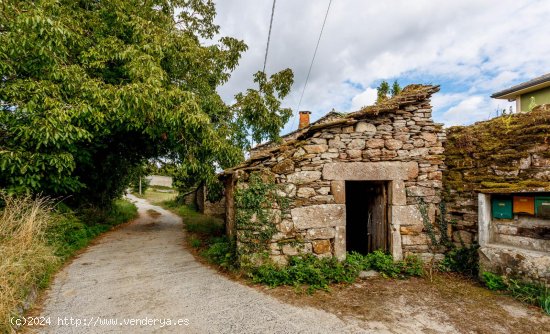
349, 88, 378, 111
438, 95, 514, 126
211, 0, 550, 130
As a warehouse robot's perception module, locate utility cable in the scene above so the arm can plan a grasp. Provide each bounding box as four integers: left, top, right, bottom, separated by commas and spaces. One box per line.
291, 0, 333, 129
263, 0, 277, 73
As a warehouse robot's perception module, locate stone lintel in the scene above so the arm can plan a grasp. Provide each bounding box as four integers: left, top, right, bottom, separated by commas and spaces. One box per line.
322, 161, 418, 181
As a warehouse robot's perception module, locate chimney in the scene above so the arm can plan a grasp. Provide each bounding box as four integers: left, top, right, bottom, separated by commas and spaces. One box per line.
298, 111, 311, 129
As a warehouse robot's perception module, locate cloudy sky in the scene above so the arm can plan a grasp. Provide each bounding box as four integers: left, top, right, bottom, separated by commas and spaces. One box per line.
210, 0, 550, 133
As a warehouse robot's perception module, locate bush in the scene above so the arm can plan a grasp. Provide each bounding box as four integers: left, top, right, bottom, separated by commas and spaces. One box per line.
201, 237, 237, 270
439, 245, 479, 277
482, 271, 507, 290
250, 251, 424, 293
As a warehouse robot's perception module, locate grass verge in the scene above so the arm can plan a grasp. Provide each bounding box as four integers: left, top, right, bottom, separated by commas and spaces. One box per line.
482, 271, 550, 315
0, 195, 137, 332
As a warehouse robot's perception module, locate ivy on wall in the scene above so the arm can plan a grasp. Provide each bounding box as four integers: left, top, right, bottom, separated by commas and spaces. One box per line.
234, 172, 289, 263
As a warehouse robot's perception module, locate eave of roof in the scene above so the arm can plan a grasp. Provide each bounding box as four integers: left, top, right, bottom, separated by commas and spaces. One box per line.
491, 73, 550, 99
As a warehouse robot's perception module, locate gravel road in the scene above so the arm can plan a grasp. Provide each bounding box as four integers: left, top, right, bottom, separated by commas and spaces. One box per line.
36, 195, 367, 334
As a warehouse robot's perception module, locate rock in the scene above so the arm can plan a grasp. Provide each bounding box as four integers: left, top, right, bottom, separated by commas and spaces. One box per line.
331, 180, 345, 204
317, 187, 330, 195
348, 139, 366, 150
412, 139, 424, 147
304, 144, 328, 154
287, 171, 322, 184
363, 149, 382, 158
291, 204, 346, 229
518, 156, 532, 169
402, 234, 428, 245
358, 270, 379, 279
366, 138, 385, 149
385, 139, 403, 150
377, 124, 393, 132
306, 227, 336, 239
347, 149, 362, 158
293, 147, 306, 157
355, 122, 377, 134
272, 159, 295, 174
320, 152, 339, 159
400, 225, 423, 235
406, 186, 436, 196
283, 183, 296, 197
421, 132, 437, 144
392, 205, 425, 227
328, 138, 346, 149
297, 187, 316, 198
312, 240, 331, 254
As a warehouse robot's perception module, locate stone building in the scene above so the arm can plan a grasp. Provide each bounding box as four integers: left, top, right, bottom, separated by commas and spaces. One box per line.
219, 85, 446, 264
444, 105, 550, 283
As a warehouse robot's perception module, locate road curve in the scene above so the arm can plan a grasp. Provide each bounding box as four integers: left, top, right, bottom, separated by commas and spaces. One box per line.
35, 195, 365, 334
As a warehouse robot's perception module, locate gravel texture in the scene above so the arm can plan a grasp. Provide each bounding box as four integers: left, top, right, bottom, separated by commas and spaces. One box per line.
36, 195, 365, 333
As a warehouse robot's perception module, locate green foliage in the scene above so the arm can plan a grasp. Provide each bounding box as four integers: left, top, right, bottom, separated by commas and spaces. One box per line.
482, 272, 507, 291
391, 80, 402, 97
189, 237, 201, 248
0, 0, 293, 206
481, 272, 549, 314
439, 245, 479, 277
162, 199, 224, 236
250, 251, 424, 292
201, 236, 237, 270
235, 172, 288, 257
376, 80, 390, 103
46, 199, 137, 259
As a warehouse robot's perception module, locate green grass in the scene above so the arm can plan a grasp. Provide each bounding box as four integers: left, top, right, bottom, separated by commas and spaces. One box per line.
134, 188, 178, 204
46, 199, 138, 260
481, 271, 550, 314
161, 200, 224, 236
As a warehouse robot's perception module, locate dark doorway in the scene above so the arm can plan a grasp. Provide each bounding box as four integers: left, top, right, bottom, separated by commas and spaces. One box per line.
345, 181, 389, 254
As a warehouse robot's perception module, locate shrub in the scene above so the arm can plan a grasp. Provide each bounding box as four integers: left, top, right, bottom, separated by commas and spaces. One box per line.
482, 272, 507, 291
189, 237, 201, 248
250, 251, 424, 293
201, 237, 237, 270
439, 245, 479, 277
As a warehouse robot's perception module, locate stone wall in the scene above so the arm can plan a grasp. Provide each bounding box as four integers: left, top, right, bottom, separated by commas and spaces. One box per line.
443, 107, 550, 245
225, 85, 447, 264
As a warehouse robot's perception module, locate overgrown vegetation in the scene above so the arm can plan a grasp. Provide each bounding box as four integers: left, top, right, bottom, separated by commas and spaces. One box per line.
250, 251, 423, 293
0, 195, 137, 332
234, 173, 289, 261
481, 272, 550, 315
439, 245, 479, 277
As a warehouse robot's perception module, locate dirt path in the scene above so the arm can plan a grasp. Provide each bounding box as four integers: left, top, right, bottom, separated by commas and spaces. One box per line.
35, 195, 365, 333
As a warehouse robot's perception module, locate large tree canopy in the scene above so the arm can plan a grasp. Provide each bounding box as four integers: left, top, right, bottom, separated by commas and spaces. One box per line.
0, 0, 293, 205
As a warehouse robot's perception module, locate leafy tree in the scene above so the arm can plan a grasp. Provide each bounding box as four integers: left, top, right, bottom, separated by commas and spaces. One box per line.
391, 80, 402, 97
0, 0, 293, 206
376, 80, 390, 103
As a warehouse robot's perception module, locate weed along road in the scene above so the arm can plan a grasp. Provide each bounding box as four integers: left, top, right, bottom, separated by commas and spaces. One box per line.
35, 195, 363, 333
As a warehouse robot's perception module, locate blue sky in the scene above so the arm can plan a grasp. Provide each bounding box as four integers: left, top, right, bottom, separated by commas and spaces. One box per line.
212, 0, 550, 133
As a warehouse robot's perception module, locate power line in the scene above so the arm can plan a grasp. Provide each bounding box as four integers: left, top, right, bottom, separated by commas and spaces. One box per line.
291, 0, 333, 129
263, 0, 277, 73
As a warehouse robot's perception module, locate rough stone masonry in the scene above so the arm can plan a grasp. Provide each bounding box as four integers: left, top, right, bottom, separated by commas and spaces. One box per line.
219, 85, 447, 265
